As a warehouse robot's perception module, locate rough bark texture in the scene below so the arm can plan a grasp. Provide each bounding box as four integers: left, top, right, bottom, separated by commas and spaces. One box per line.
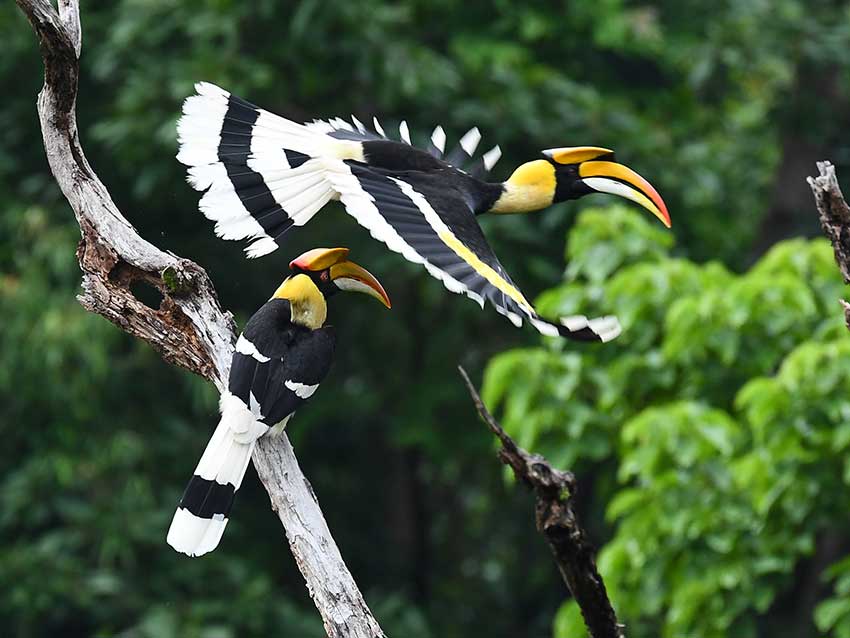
16, 0, 235, 385
807, 161, 850, 331
253, 436, 384, 637
459, 367, 625, 638
16, 2, 384, 636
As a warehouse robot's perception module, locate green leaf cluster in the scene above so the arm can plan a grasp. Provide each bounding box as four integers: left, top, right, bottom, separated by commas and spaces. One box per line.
484, 207, 850, 637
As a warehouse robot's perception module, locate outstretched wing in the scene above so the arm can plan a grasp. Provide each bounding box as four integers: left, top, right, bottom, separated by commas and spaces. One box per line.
228, 300, 336, 429
177, 83, 619, 341
306, 117, 502, 178
177, 82, 501, 258
323, 162, 620, 342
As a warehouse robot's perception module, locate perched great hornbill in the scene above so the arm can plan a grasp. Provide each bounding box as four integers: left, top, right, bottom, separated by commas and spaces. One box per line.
167, 247, 390, 557
177, 82, 670, 342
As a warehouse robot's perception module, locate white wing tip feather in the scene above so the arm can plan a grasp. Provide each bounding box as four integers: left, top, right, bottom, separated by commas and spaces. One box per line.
193, 81, 229, 98
431, 125, 446, 152
589, 315, 622, 342
459, 127, 482, 155
529, 318, 560, 337
351, 115, 367, 134
483, 145, 502, 170
560, 315, 589, 331
399, 120, 411, 144
507, 311, 523, 327
245, 237, 279, 259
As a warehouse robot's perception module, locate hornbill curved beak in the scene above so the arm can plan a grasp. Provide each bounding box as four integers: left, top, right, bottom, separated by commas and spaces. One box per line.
290, 247, 391, 308
544, 147, 672, 228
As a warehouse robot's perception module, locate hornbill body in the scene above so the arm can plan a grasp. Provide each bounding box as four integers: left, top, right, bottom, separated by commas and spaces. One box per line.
178, 82, 670, 342
167, 247, 390, 557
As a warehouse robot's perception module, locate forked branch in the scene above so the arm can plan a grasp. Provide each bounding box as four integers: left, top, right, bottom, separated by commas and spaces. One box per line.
16, 1, 383, 636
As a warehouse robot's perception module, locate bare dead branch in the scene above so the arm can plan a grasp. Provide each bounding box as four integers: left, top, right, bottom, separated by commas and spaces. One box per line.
458, 366, 625, 638
253, 436, 384, 638
17, 1, 384, 636
808, 161, 850, 331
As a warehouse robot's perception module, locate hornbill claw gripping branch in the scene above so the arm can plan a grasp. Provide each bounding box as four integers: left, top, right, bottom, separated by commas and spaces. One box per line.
177, 82, 670, 342
167, 247, 390, 557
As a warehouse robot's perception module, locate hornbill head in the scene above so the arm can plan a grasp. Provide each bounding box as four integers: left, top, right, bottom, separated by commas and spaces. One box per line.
543, 146, 671, 227
495, 146, 670, 228
285, 247, 392, 308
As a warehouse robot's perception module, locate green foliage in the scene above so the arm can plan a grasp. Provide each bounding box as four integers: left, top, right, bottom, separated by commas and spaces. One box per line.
564, 205, 674, 284
817, 556, 850, 638
485, 208, 850, 637
4, 1, 850, 636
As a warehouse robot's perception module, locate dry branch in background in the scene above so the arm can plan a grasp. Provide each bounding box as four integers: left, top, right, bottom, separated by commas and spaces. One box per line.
458, 367, 625, 638
15, 1, 383, 636
808, 161, 850, 331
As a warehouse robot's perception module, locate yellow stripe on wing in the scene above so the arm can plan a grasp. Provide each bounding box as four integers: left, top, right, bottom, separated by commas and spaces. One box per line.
385, 175, 534, 315
436, 230, 533, 313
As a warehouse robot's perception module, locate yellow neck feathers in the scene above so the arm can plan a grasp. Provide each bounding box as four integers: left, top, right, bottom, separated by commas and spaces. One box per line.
272, 274, 327, 329
490, 160, 556, 214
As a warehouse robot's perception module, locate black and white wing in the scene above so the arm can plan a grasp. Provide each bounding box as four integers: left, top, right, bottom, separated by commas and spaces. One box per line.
323, 163, 620, 342
177, 82, 502, 258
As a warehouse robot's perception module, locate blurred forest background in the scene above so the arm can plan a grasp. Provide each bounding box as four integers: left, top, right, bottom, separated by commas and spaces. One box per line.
3, 1, 850, 637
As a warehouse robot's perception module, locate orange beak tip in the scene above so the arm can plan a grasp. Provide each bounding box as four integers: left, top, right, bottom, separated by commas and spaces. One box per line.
659, 203, 672, 229
367, 279, 392, 309
330, 259, 392, 308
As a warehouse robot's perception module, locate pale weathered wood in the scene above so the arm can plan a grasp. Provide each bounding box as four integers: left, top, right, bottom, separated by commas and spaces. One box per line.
254, 435, 385, 638
16, 1, 384, 636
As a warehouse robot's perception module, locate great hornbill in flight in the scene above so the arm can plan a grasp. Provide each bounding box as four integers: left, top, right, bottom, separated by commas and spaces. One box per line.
177, 82, 670, 342
167, 247, 390, 557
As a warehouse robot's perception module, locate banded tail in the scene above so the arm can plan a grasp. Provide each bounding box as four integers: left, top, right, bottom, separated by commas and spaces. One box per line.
176, 82, 340, 258
167, 392, 269, 557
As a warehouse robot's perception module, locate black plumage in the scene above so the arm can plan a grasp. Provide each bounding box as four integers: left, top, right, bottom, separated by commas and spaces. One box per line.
344, 161, 606, 340
229, 299, 335, 426
169, 295, 337, 556
362, 141, 505, 213
179, 477, 235, 520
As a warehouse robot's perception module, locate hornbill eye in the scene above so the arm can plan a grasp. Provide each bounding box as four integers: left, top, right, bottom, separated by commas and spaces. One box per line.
287, 247, 391, 308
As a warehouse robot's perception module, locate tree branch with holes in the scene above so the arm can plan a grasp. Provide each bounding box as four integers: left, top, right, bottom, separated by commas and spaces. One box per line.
15, 1, 625, 637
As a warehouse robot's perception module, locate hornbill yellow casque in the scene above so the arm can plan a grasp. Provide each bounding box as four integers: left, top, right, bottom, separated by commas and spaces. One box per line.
167, 247, 390, 557
177, 82, 670, 342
